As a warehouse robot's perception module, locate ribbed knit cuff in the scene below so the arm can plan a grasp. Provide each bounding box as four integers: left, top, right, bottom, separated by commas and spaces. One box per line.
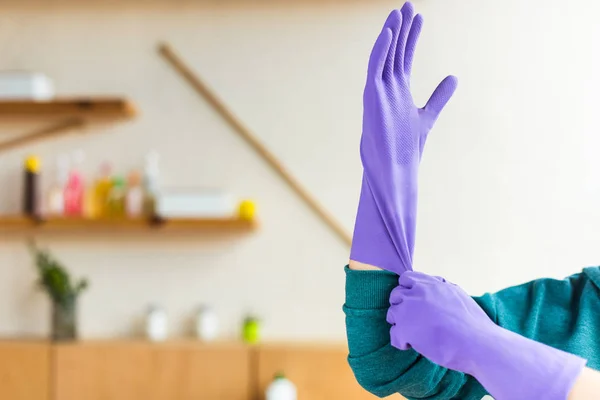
344, 266, 398, 309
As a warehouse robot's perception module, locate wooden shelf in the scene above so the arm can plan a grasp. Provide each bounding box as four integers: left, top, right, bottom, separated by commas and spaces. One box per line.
0, 216, 256, 234
0, 98, 136, 118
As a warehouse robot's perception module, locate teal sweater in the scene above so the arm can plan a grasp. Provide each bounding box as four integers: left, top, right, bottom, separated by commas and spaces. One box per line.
344, 266, 600, 399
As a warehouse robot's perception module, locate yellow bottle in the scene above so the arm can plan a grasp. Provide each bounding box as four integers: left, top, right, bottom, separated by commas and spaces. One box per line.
93, 163, 112, 218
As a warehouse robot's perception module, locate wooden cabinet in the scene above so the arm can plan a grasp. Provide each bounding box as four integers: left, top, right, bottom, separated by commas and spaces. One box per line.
0, 340, 50, 400
0, 340, 392, 400
53, 341, 251, 400
255, 343, 384, 400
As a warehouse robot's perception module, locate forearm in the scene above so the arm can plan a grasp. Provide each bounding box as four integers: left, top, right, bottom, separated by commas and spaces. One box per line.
464, 325, 586, 400
344, 266, 487, 399
569, 368, 600, 399
349, 259, 383, 271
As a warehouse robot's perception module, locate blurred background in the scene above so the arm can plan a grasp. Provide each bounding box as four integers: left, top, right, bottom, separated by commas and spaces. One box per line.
0, 0, 598, 399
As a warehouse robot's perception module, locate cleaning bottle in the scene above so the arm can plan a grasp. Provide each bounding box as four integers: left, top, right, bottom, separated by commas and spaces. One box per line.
64, 150, 85, 217
92, 162, 112, 218
265, 372, 297, 400
107, 176, 126, 218
125, 171, 144, 218
46, 155, 69, 217
23, 155, 40, 217
142, 151, 160, 218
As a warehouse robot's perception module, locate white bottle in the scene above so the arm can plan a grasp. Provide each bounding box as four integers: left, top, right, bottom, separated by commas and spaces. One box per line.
46, 155, 69, 216
266, 373, 297, 400
143, 151, 160, 196
195, 305, 219, 342
146, 305, 168, 342
125, 171, 144, 218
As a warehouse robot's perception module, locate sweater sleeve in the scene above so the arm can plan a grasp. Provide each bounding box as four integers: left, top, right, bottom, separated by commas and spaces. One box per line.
344, 266, 600, 399
344, 267, 487, 399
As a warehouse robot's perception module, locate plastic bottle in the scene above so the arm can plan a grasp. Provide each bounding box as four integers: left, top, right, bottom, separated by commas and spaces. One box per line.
125, 171, 144, 218
23, 155, 40, 217
64, 150, 85, 217
107, 176, 126, 218
266, 373, 297, 400
195, 305, 219, 342
46, 155, 69, 217
92, 162, 112, 218
146, 305, 168, 342
142, 151, 160, 217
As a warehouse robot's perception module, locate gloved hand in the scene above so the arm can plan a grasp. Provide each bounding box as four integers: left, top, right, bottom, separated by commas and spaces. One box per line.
387, 271, 587, 400
350, 2, 458, 274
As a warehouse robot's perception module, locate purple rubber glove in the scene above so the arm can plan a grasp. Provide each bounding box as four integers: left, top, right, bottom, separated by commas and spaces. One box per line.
350, 3, 458, 274
387, 272, 587, 400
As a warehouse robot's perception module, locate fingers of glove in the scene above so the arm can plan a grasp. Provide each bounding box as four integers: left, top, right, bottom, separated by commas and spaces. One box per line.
423, 75, 458, 117
367, 27, 393, 83
389, 285, 407, 306
382, 10, 402, 81
404, 13, 423, 77
394, 2, 415, 75
390, 324, 412, 351
399, 270, 440, 288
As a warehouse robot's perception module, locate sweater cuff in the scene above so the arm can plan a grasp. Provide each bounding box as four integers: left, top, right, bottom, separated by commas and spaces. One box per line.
344, 266, 398, 309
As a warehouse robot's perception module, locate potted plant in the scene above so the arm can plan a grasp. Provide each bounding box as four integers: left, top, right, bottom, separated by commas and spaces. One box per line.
29, 241, 88, 341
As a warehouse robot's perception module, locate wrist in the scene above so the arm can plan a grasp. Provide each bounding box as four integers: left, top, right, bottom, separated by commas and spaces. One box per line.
348, 260, 383, 271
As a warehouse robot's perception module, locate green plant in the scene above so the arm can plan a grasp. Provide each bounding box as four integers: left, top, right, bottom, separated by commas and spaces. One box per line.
28, 241, 88, 307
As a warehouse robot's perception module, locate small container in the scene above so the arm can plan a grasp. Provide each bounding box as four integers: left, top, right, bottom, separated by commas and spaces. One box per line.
266, 373, 297, 400
23, 155, 40, 217
195, 305, 219, 342
146, 305, 167, 342
242, 315, 261, 345
92, 162, 112, 218
46, 155, 69, 216
64, 150, 85, 217
143, 151, 160, 217
107, 177, 126, 217
126, 171, 144, 218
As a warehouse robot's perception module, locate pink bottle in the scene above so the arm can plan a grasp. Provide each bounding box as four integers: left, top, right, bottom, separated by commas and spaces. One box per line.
64, 150, 85, 217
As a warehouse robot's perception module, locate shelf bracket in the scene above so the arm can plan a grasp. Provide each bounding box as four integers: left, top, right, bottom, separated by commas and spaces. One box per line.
0, 117, 86, 153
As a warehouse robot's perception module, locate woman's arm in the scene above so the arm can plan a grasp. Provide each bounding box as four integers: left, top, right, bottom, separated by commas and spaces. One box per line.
345, 264, 487, 399
570, 368, 600, 399
346, 260, 600, 398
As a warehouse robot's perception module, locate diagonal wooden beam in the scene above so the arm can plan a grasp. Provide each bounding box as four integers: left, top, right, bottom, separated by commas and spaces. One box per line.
158, 43, 352, 247
0, 117, 86, 153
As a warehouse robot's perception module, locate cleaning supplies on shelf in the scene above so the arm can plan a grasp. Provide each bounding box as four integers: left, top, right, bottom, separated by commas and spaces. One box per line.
266, 373, 297, 400
46, 155, 69, 217
155, 190, 236, 219
107, 176, 126, 218
92, 162, 113, 218
125, 171, 144, 218
143, 151, 160, 217
146, 305, 168, 342
23, 155, 40, 217
195, 305, 219, 342
0, 71, 54, 100
242, 315, 261, 345
64, 150, 85, 217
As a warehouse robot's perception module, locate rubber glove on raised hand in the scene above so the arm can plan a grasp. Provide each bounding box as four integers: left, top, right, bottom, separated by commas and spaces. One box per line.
350, 2, 458, 274
386, 271, 587, 400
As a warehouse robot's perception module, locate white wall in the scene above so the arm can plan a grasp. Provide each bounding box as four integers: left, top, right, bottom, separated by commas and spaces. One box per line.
0, 0, 598, 340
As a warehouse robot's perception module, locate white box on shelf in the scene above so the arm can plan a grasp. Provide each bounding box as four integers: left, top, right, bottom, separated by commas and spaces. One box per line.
0, 71, 54, 100
155, 190, 236, 219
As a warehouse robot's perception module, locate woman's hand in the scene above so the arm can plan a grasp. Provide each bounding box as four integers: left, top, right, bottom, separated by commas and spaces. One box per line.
387, 271, 587, 400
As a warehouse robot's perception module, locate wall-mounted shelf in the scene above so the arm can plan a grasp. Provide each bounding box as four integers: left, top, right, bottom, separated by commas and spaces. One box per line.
0, 215, 257, 234
0, 98, 136, 119
0, 97, 137, 153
